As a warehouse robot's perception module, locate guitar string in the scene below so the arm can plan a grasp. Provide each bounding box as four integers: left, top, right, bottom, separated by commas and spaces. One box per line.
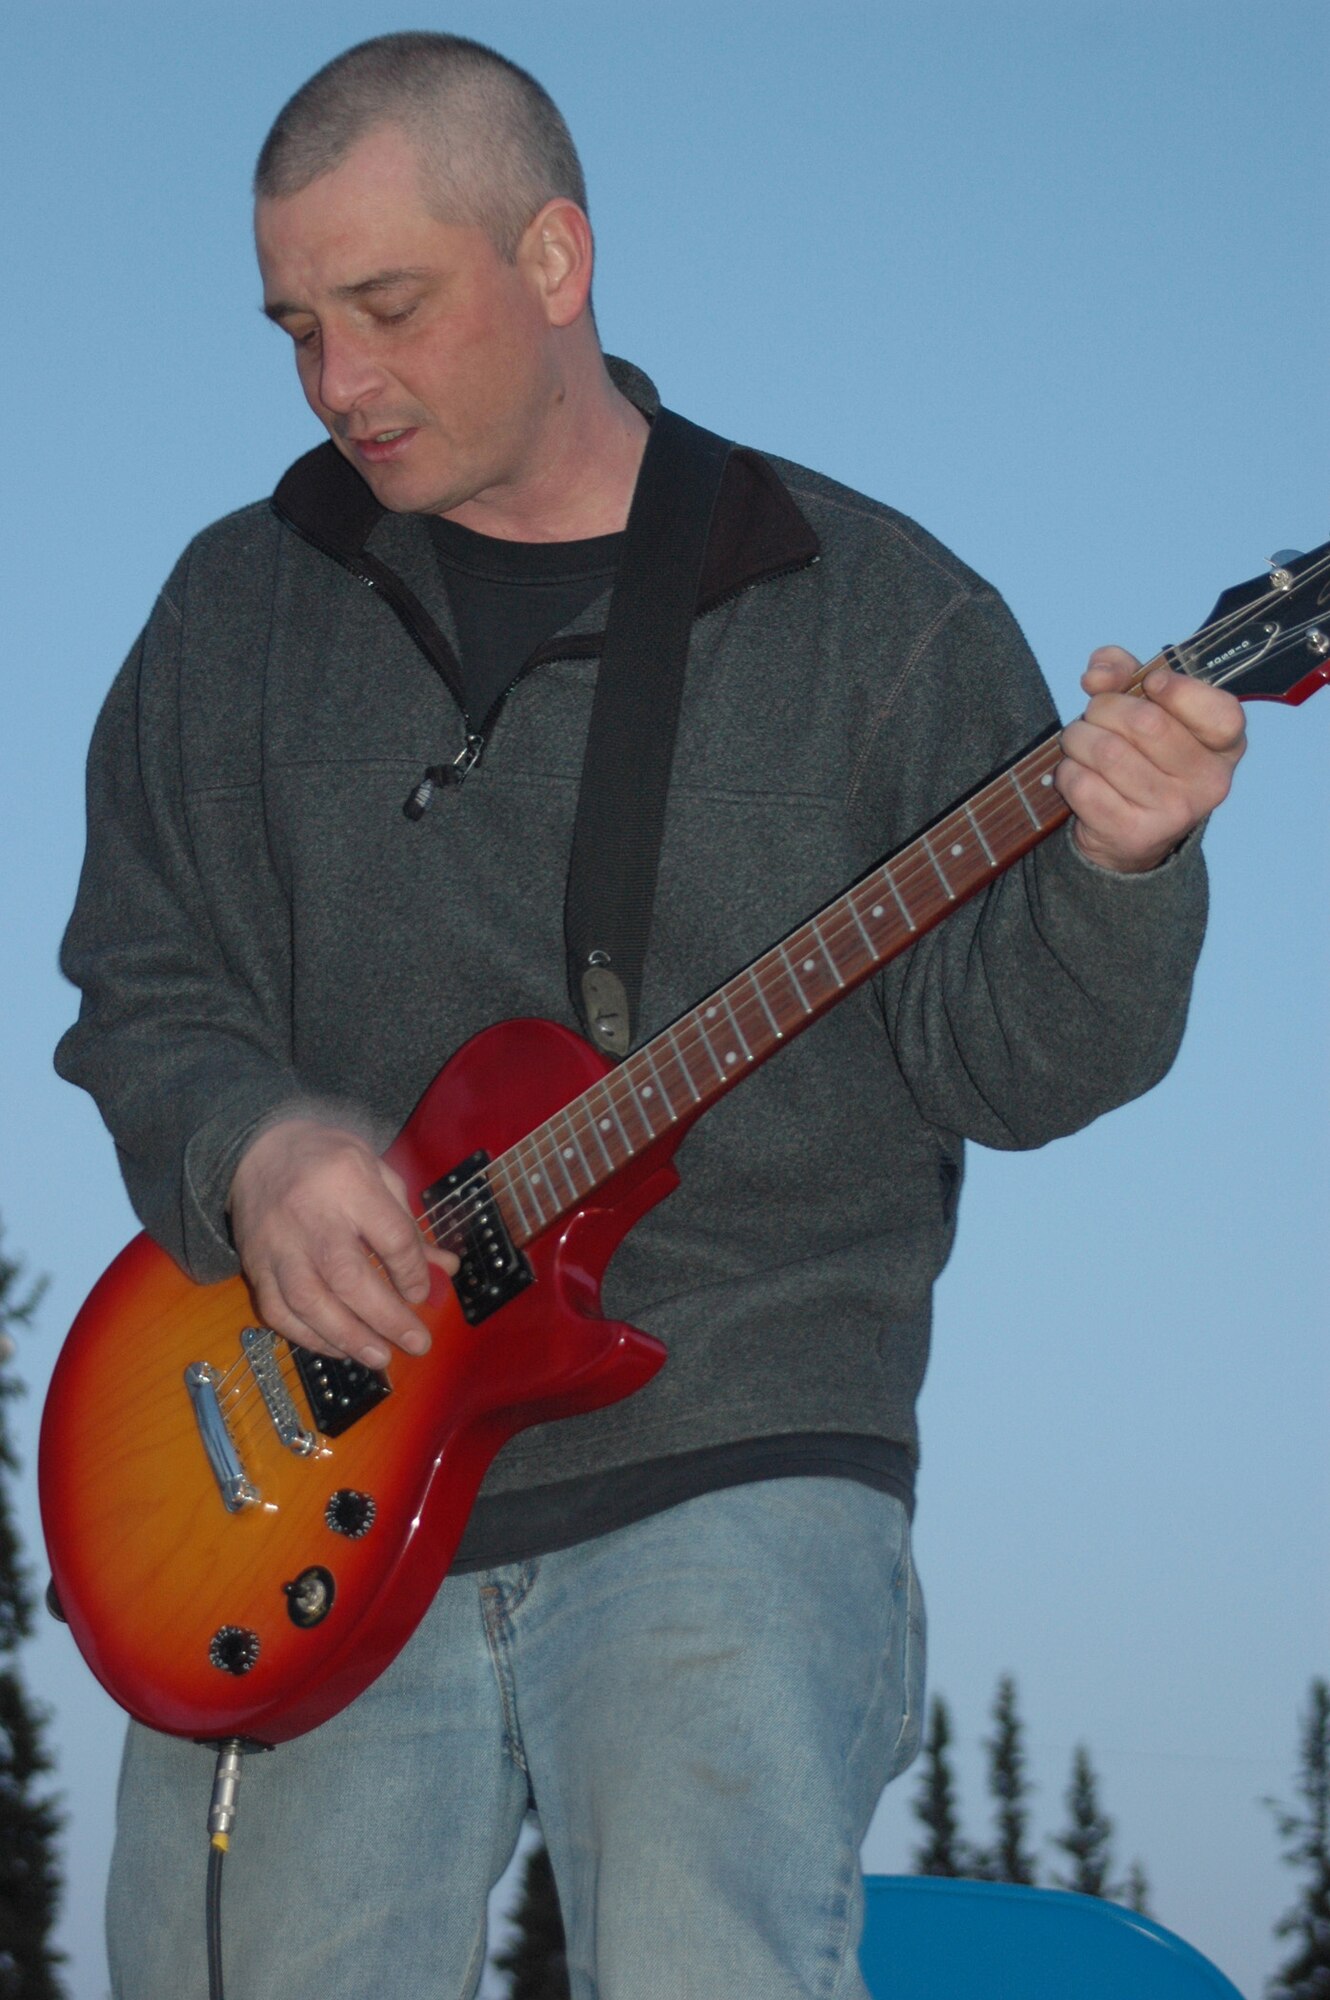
210, 558, 1330, 1425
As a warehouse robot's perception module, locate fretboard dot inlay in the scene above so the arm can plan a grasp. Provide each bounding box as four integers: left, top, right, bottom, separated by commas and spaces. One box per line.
532, 1173, 543, 1185
803, 959, 815, 973
871, 905, 883, 918
951, 842, 963, 857
642, 1085, 654, 1098
724, 1052, 737, 1066
599, 1118, 611, 1132
706, 1006, 717, 1019
562, 1147, 575, 1160
1040, 773, 1053, 787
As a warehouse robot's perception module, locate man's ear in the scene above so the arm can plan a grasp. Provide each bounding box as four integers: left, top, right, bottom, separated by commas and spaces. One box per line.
520, 198, 594, 327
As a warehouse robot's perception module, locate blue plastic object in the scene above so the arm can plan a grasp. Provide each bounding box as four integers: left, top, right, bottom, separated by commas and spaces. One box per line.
860, 1876, 1246, 1999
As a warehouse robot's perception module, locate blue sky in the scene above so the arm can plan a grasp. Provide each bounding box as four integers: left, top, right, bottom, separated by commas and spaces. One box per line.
5, 5, 1327, 1995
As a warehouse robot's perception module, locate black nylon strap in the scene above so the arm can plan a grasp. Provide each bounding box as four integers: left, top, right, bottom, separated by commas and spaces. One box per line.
564, 408, 732, 1056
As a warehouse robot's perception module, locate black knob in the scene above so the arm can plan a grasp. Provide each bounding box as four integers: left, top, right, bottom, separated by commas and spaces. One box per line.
209, 1626, 260, 1676
325, 1488, 376, 1539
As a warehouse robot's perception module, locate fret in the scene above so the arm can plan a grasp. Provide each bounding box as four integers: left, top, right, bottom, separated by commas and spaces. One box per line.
748, 965, 784, 1040
666, 1025, 703, 1103
583, 1101, 617, 1173
495, 1162, 535, 1241
881, 862, 917, 932
513, 1145, 551, 1228
810, 916, 846, 987
847, 893, 877, 959
714, 989, 754, 1063
920, 831, 956, 900
963, 800, 997, 866
639, 1043, 680, 1121
547, 1117, 583, 1203
561, 1110, 595, 1191
1008, 766, 1041, 830
618, 1063, 659, 1143
599, 1088, 632, 1155
778, 943, 814, 1014
692, 1011, 730, 1083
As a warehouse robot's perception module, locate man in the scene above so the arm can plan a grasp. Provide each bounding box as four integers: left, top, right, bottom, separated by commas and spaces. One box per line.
56, 31, 1243, 2000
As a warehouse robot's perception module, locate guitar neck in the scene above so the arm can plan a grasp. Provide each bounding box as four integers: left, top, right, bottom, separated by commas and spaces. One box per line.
469, 656, 1161, 1253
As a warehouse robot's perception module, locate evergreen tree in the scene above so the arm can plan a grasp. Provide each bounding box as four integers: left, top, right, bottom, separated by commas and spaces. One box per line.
1266, 1678, 1330, 1999
1049, 1745, 1121, 1901
975, 1675, 1037, 1885
0, 1225, 65, 1999
911, 1696, 970, 1877
491, 1837, 570, 2000
1123, 1858, 1151, 1916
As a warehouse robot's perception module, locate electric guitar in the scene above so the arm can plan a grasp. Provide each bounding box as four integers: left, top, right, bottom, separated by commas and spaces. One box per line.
39, 543, 1330, 1745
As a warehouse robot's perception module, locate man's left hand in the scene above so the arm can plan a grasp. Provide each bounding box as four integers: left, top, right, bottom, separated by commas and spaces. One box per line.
1056, 648, 1246, 873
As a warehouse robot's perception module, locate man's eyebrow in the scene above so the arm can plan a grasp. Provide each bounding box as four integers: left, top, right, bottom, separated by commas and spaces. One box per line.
262, 268, 434, 323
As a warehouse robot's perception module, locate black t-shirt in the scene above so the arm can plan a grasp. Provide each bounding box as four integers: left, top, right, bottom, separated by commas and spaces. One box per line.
427, 513, 623, 723
425, 508, 916, 1567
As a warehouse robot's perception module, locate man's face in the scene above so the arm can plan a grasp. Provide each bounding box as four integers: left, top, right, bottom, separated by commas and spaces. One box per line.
256, 124, 560, 519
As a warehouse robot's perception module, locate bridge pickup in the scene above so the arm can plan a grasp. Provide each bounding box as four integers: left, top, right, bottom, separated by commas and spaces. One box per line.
290, 1351, 392, 1439
423, 1150, 534, 1327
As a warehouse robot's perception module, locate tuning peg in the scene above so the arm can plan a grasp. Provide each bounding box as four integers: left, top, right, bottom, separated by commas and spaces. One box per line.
1269, 550, 1305, 567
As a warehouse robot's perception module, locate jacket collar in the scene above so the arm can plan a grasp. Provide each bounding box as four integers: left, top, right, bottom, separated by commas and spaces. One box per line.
270, 358, 819, 615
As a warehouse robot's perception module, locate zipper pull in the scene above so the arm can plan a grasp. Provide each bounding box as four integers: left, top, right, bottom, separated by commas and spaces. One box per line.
402, 735, 485, 819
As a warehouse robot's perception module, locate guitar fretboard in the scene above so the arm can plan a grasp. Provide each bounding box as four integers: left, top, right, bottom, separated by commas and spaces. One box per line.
464, 693, 1118, 1253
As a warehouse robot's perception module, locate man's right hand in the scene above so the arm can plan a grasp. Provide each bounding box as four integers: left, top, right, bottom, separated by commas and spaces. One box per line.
227, 1118, 458, 1369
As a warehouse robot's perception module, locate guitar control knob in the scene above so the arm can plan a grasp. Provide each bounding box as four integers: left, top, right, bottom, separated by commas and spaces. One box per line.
209, 1626, 260, 1676
325, 1489, 376, 1539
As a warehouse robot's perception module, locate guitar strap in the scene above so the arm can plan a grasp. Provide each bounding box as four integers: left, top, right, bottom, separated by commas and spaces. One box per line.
564, 407, 732, 1058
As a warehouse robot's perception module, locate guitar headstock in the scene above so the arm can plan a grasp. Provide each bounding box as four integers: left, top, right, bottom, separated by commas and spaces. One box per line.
1177, 540, 1330, 705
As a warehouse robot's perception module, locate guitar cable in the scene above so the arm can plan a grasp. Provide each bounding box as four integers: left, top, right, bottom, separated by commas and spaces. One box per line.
205, 1739, 247, 2000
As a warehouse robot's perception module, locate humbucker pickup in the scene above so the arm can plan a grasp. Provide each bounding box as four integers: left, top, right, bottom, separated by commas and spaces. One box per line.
423, 1150, 534, 1326
290, 1350, 392, 1438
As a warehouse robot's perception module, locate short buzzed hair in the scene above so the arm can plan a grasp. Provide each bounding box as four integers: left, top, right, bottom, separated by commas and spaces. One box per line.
254, 32, 588, 261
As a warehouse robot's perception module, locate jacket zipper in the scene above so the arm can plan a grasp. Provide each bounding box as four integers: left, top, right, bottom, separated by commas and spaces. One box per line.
281, 511, 818, 810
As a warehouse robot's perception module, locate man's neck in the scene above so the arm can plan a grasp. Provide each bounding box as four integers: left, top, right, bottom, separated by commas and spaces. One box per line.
441, 362, 648, 545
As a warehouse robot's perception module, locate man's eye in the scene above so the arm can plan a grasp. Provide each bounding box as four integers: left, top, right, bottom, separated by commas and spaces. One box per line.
377, 304, 417, 326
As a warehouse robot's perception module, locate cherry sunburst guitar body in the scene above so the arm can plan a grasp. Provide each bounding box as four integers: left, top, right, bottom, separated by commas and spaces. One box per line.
40, 537, 1330, 1747
40, 1019, 672, 1745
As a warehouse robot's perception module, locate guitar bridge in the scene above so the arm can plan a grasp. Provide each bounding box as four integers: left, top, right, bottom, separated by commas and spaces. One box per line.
185, 1362, 259, 1512
423, 1151, 534, 1326
241, 1326, 317, 1454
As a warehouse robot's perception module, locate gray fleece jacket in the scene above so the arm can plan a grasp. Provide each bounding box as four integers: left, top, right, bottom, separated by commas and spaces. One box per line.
57, 362, 1207, 1554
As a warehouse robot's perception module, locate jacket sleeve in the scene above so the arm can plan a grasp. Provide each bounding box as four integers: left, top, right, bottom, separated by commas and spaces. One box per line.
854, 582, 1209, 1150
55, 563, 312, 1281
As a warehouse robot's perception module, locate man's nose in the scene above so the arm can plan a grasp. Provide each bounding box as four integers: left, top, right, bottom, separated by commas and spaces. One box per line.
314, 329, 386, 416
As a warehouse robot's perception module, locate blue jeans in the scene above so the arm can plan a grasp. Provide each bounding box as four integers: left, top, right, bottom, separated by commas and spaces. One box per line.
107, 1477, 924, 1999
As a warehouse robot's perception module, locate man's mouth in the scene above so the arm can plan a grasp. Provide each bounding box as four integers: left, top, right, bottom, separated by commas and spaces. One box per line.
348, 427, 419, 462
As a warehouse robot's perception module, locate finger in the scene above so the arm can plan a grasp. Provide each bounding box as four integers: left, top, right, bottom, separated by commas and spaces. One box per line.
1139, 665, 1247, 759
1080, 646, 1143, 695
1060, 707, 1191, 804
378, 1163, 459, 1285
1067, 690, 1243, 812
366, 1163, 437, 1303
251, 1257, 400, 1370
266, 1245, 428, 1368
